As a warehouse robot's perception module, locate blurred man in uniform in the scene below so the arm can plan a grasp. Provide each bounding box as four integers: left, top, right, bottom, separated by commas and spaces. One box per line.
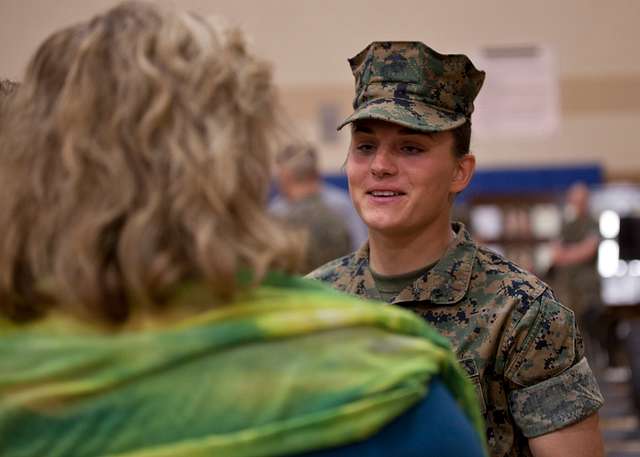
550, 183, 615, 368
272, 143, 352, 273
271, 142, 368, 252
308, 41, 604, 457
551, 182, 601, 326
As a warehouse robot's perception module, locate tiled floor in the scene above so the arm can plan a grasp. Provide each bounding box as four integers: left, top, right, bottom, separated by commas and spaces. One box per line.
598, 369, 640, 457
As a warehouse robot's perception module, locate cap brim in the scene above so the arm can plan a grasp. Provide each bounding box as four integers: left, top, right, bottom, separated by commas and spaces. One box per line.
337, 97, 466, 132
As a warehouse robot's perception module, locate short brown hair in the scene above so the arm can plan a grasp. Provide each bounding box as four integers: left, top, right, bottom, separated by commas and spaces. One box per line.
276, 143, 319, 181
451, 120, 471, 158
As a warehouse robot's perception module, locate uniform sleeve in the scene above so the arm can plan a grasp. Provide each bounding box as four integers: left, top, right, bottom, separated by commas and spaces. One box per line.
503, 290, 604, 438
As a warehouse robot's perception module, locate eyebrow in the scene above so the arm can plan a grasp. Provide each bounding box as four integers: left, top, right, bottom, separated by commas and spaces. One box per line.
352, 124, 434, 138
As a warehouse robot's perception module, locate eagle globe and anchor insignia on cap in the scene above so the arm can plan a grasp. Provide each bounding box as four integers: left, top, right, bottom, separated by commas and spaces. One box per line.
339, 41, 486, 133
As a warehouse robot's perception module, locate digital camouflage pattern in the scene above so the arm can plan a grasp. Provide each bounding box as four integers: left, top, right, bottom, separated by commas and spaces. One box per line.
308, 223, 604, 457
338, 41, 486, 132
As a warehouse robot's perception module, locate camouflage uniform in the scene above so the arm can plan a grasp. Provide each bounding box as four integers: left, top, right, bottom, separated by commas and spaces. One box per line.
277, 193, 352, 274
308, 223, 604, 457
311, 42, 604, 456
553, 214, 601, 320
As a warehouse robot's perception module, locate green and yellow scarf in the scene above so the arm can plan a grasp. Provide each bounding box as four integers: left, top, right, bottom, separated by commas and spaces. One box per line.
0, 273, 485, 457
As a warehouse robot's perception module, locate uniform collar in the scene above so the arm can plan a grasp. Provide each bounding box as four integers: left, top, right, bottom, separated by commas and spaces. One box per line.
342, 242, 383, 301
344, 222, 477, 306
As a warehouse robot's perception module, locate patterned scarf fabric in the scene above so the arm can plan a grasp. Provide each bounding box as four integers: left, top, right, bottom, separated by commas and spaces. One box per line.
0, 273, 485, 457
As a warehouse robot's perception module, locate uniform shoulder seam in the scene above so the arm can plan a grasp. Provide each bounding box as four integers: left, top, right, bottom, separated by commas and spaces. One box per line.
475, 244, 548, 299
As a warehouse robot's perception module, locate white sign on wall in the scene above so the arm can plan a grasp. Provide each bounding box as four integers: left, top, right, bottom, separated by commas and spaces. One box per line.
472, 45, 560, 139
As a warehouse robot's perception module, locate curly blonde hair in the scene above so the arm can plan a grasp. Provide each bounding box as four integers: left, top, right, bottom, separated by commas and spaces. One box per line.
0, 1, 300, 323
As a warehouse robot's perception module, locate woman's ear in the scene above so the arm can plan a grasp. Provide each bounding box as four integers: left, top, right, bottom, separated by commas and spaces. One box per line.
450, 153, 476, 194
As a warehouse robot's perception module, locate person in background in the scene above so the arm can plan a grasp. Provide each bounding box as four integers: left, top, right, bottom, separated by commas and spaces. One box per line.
0, 3, 487, 457
551, 182, 601, 324
550, 182, 614, 367
271, 144, 368, 253
308, 41, 605, 457
272, 143, 352, 273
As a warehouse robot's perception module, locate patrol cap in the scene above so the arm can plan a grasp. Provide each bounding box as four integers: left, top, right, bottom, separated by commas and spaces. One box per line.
339, 41, 485, 132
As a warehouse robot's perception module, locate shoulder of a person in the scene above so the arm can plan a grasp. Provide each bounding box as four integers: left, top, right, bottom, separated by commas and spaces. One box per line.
464, 246, 581, 386
471, 247, 579, 369
470, 244, 550, 309
321, 185, 352, 204
305, 252, 357, 283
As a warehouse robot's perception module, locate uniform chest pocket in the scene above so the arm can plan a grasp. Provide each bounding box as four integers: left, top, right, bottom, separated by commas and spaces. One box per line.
458, 357, 487, 415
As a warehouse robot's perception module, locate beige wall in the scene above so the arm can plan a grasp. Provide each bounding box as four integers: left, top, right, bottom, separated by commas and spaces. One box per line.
2, 0, 639, 176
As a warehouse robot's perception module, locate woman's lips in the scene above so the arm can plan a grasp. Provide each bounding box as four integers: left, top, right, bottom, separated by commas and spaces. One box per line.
366, 190, 406, 203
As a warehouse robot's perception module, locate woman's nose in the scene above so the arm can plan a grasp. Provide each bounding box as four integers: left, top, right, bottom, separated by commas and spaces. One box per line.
369, 147, 397, 178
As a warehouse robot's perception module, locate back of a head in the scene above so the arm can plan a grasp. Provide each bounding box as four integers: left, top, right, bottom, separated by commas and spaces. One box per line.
0, 1, 298, 323
276, 142, 320, 182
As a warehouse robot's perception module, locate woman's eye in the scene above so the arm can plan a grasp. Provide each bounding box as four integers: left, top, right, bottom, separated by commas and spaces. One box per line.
355, 143, 375, 154
402, 145, 425, 155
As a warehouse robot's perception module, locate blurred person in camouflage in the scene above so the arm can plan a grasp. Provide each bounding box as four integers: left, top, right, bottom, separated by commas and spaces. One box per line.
271, 141, 368, 252
308, 41, 604, 457
551, 182, 601, 327
550, 183, 615, 367
272, 142, 353, 273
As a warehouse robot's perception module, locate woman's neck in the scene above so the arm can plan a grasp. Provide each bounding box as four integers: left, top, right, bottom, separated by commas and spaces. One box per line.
368, 220, 454, 276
